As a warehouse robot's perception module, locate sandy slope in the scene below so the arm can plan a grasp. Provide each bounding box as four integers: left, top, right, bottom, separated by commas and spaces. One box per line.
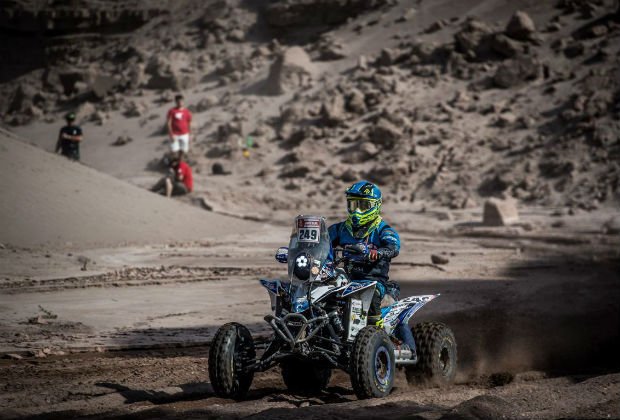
0, 131, 260, 249
9, 0, 619, 224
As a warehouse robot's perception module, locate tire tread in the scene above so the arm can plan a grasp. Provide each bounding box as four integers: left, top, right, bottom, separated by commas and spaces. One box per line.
407, 321, 457, 386
208, 322, 255, 399
350, 326, 394, 399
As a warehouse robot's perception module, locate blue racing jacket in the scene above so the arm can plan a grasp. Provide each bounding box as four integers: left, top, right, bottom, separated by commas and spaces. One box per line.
328, 220, 401, 284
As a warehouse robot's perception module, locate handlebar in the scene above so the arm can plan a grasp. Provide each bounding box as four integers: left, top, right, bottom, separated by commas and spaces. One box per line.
333, 244, 368, 265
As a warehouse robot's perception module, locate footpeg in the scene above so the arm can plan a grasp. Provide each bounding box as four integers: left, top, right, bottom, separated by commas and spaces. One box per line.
395, 346, 418, 365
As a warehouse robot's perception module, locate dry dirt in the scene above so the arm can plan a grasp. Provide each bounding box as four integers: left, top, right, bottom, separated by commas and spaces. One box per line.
1, 210, 619, 419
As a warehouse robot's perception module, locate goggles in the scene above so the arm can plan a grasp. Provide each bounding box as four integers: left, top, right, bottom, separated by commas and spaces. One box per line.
347, 198, 377, 213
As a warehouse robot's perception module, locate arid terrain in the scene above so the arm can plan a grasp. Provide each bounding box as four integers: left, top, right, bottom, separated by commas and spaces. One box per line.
1, 0, 619, 419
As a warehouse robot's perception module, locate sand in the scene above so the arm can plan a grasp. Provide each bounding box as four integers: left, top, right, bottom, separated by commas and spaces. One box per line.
0, 131, 260, 249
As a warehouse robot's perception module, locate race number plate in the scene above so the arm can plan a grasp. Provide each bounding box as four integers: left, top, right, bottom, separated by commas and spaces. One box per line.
297, 217, 320, 243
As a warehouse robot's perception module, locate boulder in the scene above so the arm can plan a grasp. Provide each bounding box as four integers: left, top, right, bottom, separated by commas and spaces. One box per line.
212, 162, 228, 175
320, 94, 346, 126
228, 29, 245, 42
496, 112, 517, 127
602, 215, 620, 235
584, 24, 608, 38
431, 254, 449, 265
8, 83, 38, 113
315, 35, 347, 60
24, 104, 44, 119
206, 144, 234, 159
365, 162, 408, 185
371, 118, 402, 148
264, 47, 315, 95
357, 55, 369, 70
538, 159, 575, 178
346, 88, 367, 114
490, 34, 524, 58
3, 353, 23, 360
483, 197, 520, 226
454, 18, 494, 59
93, 110, 108, 125
339, 168, 358, 182
410, 42, 444, 64
145, 56, 170, 86
505, 10, 537, 41
493, 55, 540, 88
90, 73, 117, 99
342, 141, 378, 164
127, 63, 147, 89
479, 172, 513, 196
279, 164, 311, 178
55, 69, 88, 96
74, 101, 96, 123
564, 42, 585, 58
424, 19, 447, 34
217, 121, 243, 142
145, 56, 194, 90
377, 47, 403, 66
217, 55, 251, 75
192, 95, 219, 112
123, 100, 147, 118
112, 135, 133, 146
280, 103, 306, 123
397, 7, 416, 23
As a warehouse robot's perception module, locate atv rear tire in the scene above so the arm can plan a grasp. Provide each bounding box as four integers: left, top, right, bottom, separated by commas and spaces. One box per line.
208, 322, 256, 399
350, 326, 395, 399
405, 322, 457, 387
281, 359, 332, 394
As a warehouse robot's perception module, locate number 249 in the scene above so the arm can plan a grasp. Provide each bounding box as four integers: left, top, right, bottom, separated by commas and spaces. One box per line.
299, 229, 318, 241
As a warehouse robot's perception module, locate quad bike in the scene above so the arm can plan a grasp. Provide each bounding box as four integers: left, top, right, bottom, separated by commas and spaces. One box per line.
209, 215, 457, 399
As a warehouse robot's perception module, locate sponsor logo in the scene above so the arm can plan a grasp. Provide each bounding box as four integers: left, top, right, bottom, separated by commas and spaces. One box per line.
296, 255, 308, 267
297, 217, 321, 228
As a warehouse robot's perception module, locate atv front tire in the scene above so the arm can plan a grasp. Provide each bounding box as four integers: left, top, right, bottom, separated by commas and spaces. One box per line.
350, 326, 395, 399
281, 359, 332, 394
208, 322, 256, 399
405, 322, 457, 386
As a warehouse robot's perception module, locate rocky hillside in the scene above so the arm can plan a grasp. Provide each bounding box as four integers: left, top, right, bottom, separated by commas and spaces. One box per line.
1, 0, 619, 215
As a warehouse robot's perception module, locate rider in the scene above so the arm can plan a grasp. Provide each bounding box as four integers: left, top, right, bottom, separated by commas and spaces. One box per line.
328, 180, 417, 360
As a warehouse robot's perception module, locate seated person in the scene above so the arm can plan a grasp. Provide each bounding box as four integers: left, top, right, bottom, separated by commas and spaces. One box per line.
150, 152, 193, 197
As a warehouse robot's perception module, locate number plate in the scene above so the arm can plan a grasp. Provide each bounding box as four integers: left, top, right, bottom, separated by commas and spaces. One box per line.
297, 217, 320, 243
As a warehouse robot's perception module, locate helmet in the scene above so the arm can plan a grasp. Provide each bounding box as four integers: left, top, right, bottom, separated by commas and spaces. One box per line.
345, 181, 382, 238
65, 112, 76, 122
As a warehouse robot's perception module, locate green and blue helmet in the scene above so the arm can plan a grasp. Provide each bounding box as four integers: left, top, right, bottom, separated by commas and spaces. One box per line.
345, 181, 382, 238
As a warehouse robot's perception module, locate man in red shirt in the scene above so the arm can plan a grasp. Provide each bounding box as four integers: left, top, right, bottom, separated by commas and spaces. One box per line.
150, 152, 193, 197
167, 94, 192, 155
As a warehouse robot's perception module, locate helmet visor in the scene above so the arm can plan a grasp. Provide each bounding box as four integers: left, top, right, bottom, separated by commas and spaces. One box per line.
347, 199, 376, 213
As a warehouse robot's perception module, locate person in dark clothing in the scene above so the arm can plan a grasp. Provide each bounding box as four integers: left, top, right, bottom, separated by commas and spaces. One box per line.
55, 112, 83, 161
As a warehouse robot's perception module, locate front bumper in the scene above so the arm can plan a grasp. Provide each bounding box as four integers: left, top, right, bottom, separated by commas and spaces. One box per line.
264, 312, 328, 348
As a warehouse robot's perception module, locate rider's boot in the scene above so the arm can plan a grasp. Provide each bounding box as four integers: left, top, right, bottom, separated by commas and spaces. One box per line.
368, 315, 382, 326
396, 323, 418, 362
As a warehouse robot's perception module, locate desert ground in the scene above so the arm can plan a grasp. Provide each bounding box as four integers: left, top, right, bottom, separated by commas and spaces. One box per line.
1, 0, 620, 419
